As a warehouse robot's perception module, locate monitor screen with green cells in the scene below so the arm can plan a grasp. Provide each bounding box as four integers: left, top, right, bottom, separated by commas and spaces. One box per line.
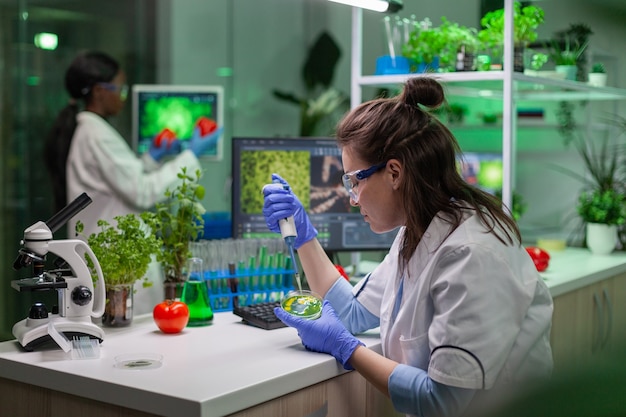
132, 85, 224, 159
458, 152, 503, 194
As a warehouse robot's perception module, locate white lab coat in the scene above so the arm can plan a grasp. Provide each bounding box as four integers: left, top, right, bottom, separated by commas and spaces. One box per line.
353, 208, 553, 408
65, 111, 202, 313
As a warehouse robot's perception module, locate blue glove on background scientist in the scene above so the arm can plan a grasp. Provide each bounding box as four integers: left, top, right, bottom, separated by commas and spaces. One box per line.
263, 173, 363, 370
148, 125, 224, 162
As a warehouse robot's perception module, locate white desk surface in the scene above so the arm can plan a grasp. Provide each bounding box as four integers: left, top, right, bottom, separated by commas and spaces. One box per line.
1, 247, 625, 416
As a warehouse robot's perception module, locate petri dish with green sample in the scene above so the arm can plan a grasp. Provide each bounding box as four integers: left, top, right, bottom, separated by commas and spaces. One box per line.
281, 290, 323, 320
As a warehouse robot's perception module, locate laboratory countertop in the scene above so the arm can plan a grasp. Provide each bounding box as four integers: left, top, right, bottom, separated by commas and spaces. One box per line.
1, 247, 625, 417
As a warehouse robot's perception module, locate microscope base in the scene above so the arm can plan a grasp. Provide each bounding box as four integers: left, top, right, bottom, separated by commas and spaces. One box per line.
12, 315, 104, 352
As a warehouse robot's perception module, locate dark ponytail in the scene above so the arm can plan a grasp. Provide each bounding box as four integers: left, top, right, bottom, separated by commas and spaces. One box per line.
43, 51, 119, 213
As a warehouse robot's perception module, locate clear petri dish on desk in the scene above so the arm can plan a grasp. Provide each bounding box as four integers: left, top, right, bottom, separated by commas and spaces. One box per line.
280, 290, 323, 320
114, 353, 163, 370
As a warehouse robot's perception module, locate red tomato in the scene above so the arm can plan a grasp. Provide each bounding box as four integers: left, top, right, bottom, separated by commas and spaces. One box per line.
153, 128, 177, 149
525, 246, 550, 272
153, 300, 189, 334
196, 116, 217, 136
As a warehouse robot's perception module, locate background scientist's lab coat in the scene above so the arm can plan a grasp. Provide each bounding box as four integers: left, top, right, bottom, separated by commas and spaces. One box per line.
66, 111, 202, 313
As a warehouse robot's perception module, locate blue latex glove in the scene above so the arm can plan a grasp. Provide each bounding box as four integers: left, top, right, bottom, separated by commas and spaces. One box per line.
274, 300, 364, 370
262, 173, 317, 249
148, 138, 181, 161
189, 126, 223, 157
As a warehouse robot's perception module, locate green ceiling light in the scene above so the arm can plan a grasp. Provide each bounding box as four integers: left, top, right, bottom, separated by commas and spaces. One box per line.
34, 32, 58, 50
327, 0, 402, 13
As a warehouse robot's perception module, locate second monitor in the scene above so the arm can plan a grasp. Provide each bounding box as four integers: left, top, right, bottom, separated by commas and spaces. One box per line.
231, 137, 398, 252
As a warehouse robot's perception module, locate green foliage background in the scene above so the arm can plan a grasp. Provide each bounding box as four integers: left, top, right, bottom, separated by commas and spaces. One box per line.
240, 150, 310, 213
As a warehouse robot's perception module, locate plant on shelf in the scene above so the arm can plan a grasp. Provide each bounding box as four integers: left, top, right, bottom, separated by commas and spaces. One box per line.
477, 1, 545, 66
547, 36, 589, 66
590, 63, 606, 74
402, 21, 447, 72
146, 167, 206, 299
76, 213, 162, 326
439, 17, 482, 71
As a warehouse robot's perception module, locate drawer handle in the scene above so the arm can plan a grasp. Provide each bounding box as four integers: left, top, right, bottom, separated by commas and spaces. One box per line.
601, 288, 613, 349
592, 292, 603, 354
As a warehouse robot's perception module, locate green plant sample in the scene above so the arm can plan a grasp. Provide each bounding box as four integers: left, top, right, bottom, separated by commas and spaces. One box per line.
146, 167, 206, 283
76, 213, 162, 287
239, 150, 311, 214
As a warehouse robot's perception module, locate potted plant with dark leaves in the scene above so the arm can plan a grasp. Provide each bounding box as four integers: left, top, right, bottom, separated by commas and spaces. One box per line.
76, 213, 162, 327
146, 167, 206, 300
553, 129, 625, 255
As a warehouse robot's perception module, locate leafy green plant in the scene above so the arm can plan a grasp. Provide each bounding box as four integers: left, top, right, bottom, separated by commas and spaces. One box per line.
548, 36, 589, 65
402, 23, 447, 68
577, 189, 626, 225
146, 167, 206, 284
529, 52, 548, 70
478, 2, 545, 48
591, 63, 606, 74
76, 213, 162, 287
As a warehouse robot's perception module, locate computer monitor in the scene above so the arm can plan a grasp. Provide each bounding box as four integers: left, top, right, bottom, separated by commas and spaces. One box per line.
458, 152, 503, 194
231, 137, 398, 252
131, 84, 224, 159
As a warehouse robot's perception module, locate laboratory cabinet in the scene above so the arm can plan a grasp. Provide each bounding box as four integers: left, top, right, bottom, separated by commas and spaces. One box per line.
0, 370, 400, 417
550, 271, 626, 373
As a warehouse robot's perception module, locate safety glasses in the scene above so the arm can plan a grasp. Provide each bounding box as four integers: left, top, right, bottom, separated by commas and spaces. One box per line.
341, 162, 387, 203
97, 82, 129, 101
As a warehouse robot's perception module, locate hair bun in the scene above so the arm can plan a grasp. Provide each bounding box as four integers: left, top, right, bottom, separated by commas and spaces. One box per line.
402, 77, 445, 109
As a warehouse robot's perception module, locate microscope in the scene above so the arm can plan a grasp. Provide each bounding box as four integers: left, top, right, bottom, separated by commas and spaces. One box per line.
11, 193, 106, 351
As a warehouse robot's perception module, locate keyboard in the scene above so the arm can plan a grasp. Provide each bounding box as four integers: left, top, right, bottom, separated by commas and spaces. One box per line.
233, 301, 287, 330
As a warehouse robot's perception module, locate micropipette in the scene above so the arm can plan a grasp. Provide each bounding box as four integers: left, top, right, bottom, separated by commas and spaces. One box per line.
272, 181, 302, 292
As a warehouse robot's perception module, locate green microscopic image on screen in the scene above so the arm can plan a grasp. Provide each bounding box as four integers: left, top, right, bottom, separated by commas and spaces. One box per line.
239, 150, 311, 214
134, 86, 222, 158
140, 97, 214, 140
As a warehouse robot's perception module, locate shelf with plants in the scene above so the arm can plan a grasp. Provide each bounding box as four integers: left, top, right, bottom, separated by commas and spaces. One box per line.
349, 0, 626, 210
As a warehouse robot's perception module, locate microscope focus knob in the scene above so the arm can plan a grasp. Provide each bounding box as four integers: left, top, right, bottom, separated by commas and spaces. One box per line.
71, 286, 93, 306
28, 302, 49, 319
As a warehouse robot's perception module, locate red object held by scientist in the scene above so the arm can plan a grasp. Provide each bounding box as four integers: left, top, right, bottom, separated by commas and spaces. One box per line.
196, 116, 218, 136
153, 128, 177, 149
525, 246, 550, 272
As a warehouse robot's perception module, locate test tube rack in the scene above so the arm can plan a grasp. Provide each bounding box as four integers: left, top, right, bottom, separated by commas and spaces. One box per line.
203, 266, 295, 312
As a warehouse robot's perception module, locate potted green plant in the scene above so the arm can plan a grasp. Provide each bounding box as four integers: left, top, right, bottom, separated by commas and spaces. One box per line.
402, 20, 447, 72
588, 62, 607, 87
76, 213, 162, 326
439, 17, 482, 71
146, 167, 206, 300
553, 126, 625, 254
477, 2, 545, 71
548, 36, 589, 80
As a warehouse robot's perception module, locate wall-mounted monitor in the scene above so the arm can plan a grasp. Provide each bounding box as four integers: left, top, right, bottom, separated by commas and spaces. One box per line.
458, 152, 503, 194
231, 137, 398, 252
132, 84, 224, 160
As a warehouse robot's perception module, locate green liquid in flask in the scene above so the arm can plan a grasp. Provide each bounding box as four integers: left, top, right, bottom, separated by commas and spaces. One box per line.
182, 280, 213, 326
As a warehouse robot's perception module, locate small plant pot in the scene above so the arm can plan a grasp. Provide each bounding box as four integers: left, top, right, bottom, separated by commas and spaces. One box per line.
555, 65, 577, 81
586, 223, 617, 255
587, 73, 607, 87
102, 284, 134, 327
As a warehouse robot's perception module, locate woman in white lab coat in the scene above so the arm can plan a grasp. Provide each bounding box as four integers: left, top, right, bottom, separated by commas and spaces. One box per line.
262, 77, 553, 417
44, 51, 219, 237
43, 51, 220, 312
